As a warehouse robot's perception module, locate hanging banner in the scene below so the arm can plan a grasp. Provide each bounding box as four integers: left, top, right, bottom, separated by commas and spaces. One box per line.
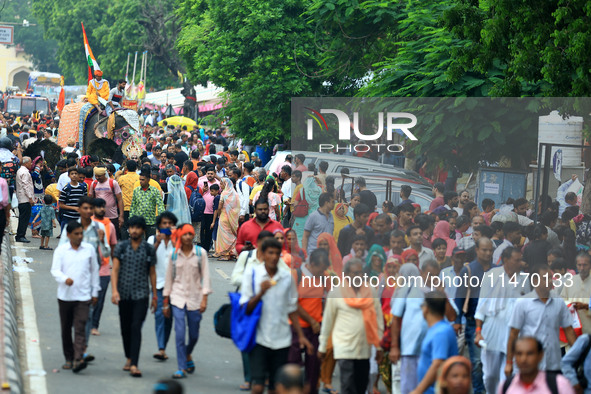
121, 100, 138, 111
553, 149, 563, 182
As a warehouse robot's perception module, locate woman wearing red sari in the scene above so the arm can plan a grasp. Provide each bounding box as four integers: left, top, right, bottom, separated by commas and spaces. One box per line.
284, 228, 306, 268
316, 232, 343, 276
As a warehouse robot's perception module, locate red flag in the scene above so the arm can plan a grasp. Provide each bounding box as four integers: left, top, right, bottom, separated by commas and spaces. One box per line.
57, 76, 65, 113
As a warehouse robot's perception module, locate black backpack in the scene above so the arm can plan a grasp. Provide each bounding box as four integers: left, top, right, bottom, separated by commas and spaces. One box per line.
502, 371, 558, 394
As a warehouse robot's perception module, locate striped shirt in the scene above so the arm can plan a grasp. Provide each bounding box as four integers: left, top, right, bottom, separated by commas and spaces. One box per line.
59, 183, 87, 220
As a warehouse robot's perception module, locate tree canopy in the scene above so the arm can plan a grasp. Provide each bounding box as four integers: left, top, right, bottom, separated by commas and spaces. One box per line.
0, 0, 60, 73
177, 0, 324, 145
31, 0, 181, 87
20, 0, 591, 170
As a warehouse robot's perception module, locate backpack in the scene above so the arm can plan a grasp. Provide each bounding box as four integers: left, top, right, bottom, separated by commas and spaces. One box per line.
91, 178, 116, 198
0, 159, 17, 190
187, 185, 206, 222
502, 371, 558, 394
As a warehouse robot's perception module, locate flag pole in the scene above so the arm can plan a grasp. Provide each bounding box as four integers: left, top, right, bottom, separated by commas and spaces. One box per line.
125, 53, 130, 83
132, 51, 138, 85
144, 51, 148, 94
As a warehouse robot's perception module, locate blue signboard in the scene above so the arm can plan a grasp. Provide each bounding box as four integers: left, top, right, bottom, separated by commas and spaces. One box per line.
477, 168, 527, 209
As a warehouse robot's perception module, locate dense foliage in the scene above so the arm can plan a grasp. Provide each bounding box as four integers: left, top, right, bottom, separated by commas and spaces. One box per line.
31, 0, 181, 87
22, 0, 591, 170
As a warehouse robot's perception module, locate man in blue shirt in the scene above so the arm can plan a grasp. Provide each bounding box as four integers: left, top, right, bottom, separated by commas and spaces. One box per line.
414, 291, 458, 394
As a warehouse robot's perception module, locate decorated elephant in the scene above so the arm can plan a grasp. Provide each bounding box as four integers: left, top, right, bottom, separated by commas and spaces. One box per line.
57, 101, 141, 163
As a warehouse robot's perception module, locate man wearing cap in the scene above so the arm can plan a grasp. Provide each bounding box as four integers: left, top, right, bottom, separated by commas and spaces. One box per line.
89, 166, 124, 238
86, 70, 110, 114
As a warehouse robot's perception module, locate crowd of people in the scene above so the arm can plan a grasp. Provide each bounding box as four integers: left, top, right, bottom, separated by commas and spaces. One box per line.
2, 110, 591, 394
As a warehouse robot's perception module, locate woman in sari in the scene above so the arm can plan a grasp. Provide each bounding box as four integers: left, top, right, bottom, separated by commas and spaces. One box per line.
285, 229, 306, 268
166, 175, 192, 225
215, 178, 241, 260
432, 220, 457, 257
332, 202, 351, 243
292, 176, 323, 240
317, 232, 343, 275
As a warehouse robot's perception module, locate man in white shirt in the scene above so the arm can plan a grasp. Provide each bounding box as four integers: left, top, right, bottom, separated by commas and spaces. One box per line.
557, 174, 579, 217
106, 79, 127, 116
239, 238, 312, 394
491, 222, 521, 266
474, 247, 527, 394
505, 264, 576, 377
279, 165, 292, 201
144, 110, 155, 127
561, 252, 591, 334
15, 156, 34, 243
229, 167, 251, 225
51, 221, 99, 373
147, 212, 176, 361
404, 225, 435, 270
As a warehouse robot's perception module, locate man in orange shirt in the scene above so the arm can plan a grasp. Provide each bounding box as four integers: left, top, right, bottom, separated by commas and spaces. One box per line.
289, 249, 331, 394
90, 198, 117, 336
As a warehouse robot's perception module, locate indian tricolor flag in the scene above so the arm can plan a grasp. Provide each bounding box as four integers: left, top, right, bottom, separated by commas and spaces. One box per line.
81, 22, 101, 82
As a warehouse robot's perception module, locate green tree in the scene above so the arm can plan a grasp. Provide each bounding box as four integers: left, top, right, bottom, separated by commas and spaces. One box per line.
32, 0, 182, 87
0, 0, 60, 72
177, 0, 323, 145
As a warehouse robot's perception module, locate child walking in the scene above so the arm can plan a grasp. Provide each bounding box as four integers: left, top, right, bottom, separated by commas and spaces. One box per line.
34, 195, 57, 250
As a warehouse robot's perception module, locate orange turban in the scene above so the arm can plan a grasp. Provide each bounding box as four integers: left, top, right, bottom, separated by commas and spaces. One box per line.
94, 70, 103, 77
171, 223, 195, 257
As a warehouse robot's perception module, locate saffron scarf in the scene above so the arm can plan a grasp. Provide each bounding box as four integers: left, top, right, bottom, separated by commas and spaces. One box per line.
317, 232, 343, 275
171, 223, 195, 259
342, 285, 380, 347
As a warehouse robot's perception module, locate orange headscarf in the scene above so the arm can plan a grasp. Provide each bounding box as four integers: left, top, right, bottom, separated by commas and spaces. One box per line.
438, 356, 472, 394
317, 232, 343, 275
401, 249, 419, 266
285, 228, 306, 268
366, 212, 379, 227
171, 223, 195, 259
342, 284, 380, 347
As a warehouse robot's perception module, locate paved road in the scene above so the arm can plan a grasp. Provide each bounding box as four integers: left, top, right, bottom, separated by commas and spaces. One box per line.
17, 234, 246, 394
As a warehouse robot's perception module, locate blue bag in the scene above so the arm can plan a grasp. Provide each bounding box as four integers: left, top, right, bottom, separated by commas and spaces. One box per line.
230, 269, 262, 352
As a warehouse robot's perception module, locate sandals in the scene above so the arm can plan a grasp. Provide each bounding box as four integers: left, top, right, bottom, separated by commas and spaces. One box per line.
122, 362, 131, 371
72, 360, 87, 373
62, 361, 73, 370
172, 370, 186, 379
239, 383, 251, 391
218, 256, 232, 261
186, 360, 195, 374
130, 366, 142, 377
322, 388, 339, 394
153, 353, 168, 361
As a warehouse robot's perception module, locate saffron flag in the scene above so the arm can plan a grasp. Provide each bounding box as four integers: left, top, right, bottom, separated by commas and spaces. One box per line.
57, 76, 65, 114
81, 22, 101, 82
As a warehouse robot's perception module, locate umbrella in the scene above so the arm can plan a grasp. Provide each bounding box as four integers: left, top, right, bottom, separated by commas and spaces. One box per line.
158, 116, 196, 128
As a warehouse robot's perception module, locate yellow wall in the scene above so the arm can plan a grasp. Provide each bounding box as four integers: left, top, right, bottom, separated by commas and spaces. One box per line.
0, 44, 33, 91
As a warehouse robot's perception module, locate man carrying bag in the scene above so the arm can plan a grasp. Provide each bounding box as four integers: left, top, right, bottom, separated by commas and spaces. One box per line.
235, 237, 314, 394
